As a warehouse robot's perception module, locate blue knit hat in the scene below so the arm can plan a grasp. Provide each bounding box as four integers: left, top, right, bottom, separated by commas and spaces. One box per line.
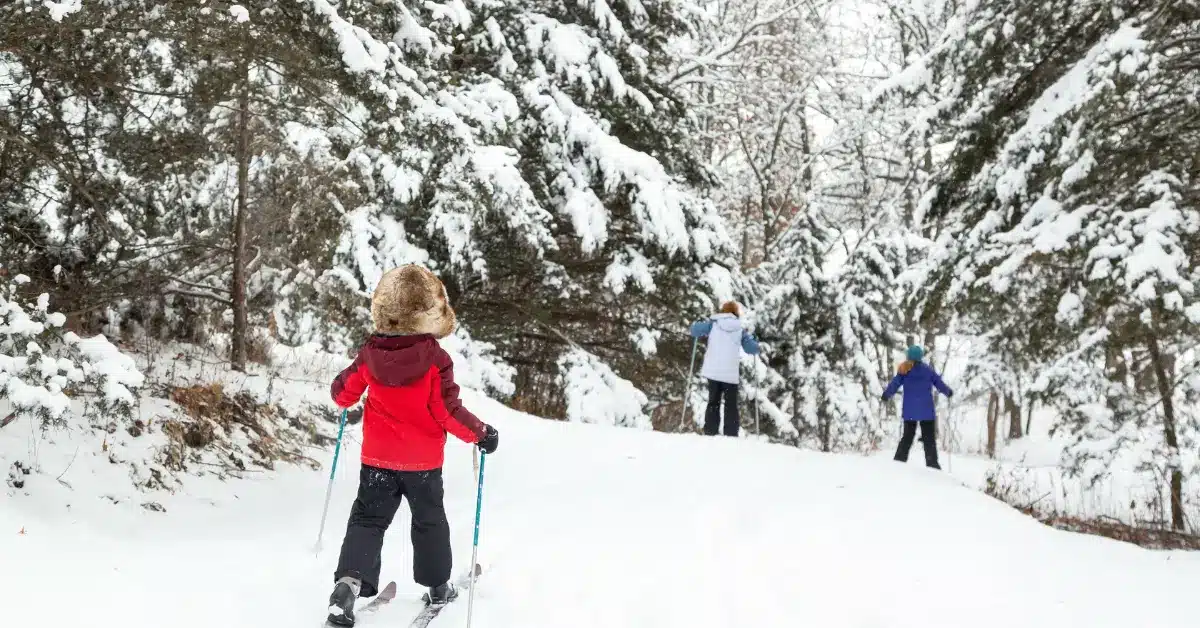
906, 345, 924, 362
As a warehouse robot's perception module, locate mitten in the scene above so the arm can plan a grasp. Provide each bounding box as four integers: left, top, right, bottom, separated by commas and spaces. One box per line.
477, 424, 499, 454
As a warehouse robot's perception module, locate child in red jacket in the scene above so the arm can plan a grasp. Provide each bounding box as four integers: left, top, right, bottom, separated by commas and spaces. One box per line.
326, 264, 499, 627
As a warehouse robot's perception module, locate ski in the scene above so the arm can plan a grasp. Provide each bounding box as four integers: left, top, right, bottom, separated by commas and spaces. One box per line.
357, 580, 397, 616
408, 563, 483, 628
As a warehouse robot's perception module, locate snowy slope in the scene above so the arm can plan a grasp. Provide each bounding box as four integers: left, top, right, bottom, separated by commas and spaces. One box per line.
4, 387, 1199, 628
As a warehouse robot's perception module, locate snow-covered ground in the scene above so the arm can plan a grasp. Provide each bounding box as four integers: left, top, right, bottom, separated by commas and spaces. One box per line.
5, 357, 1200, 628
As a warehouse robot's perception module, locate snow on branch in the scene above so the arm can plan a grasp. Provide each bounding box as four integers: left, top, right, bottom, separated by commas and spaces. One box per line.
525, 14, 654, 110
42, 0, 82, 22
991, 21, 1150, 205
526, 84, 701, 256
307, 0, 393, 74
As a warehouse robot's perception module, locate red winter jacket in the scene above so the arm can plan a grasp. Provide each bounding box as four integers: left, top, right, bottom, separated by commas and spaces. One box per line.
330, 334, 486, 471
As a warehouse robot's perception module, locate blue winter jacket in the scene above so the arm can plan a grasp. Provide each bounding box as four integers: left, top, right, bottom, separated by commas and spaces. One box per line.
882, 360, 952, 421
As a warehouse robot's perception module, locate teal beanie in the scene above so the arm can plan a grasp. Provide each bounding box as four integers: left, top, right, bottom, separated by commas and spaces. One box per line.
906, 345, 924, 362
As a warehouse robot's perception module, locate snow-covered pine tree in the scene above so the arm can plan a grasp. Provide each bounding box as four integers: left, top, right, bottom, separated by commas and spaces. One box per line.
749, 216, 837, 447
152, 2, 369, 368
750, 204, 900, 452
896, 0, 1200, 529
0, 3, 165, 325
313, 0, 736, 426
1, 2, 367, 361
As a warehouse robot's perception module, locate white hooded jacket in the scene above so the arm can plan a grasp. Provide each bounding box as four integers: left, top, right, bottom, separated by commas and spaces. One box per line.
691, 312, 759, 384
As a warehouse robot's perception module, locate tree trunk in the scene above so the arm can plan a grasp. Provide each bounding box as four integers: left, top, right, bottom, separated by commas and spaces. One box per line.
1024, 397, 1035, 435
986, 391, 999, 458
230, 61, 251, 372
790, 383, 803, 444
818, 393, 831, 453
1144, 320, 1185, 531
1006, 393, 1022, 440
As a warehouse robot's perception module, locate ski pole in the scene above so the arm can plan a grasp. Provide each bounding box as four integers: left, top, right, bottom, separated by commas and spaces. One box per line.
679, 336, 699, 430
315, 408, 348, 553
466, 451, 486, 628
754, 350, 763, 435
946, 398, 954, 473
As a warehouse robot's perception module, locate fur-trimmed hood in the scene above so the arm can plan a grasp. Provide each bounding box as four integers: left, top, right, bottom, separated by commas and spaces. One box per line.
370, 265, 457, 338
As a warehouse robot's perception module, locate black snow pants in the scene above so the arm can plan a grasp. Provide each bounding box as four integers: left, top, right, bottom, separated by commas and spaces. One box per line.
334, 465, 452, 597
703, 379, 740, 437
894, 420, 940, 469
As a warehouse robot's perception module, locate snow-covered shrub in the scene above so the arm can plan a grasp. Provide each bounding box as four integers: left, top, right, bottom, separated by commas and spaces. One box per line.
0, 271, 144, 428
557, 347, 650, 430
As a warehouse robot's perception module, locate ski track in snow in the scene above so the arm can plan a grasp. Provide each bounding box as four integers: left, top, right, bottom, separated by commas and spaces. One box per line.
4, 388, 1200, 628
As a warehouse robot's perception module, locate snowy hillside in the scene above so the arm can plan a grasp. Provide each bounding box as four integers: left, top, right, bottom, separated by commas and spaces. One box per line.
4, 372, 1198, 628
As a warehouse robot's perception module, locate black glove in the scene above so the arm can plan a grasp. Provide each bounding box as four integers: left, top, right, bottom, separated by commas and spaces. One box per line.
345, 407, 364, 425
477, 424, 499, 454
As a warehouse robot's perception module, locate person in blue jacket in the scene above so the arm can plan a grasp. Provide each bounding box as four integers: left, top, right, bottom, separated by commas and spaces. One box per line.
882, 345, 952, 469
689, 301, 761, 437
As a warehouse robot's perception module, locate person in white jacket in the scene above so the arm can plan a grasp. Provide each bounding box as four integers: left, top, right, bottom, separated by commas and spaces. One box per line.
688, 301, 761, 436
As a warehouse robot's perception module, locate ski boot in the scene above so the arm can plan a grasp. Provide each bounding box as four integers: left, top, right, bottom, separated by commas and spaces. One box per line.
423, 582, 459, 606
327, 578, 360, 627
